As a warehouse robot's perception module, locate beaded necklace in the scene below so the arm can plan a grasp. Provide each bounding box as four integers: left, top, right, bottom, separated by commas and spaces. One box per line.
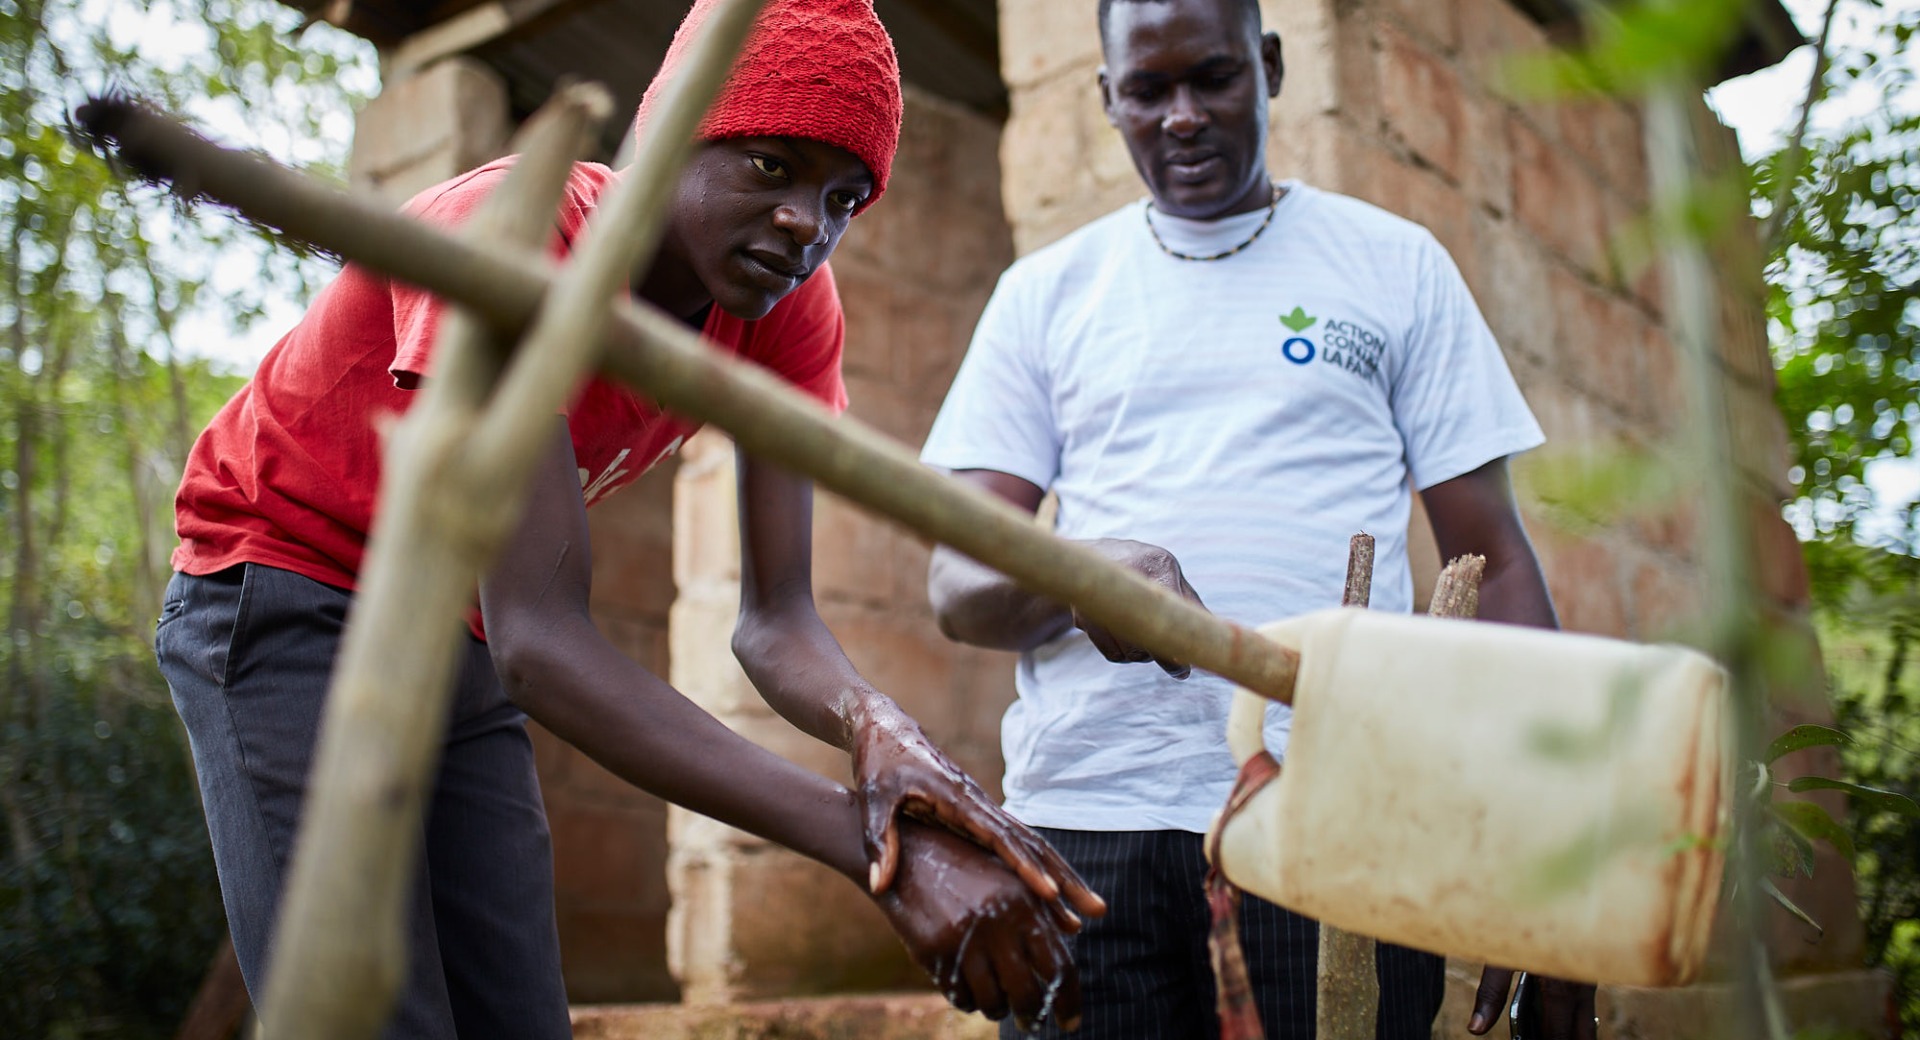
1143, 183, 1283, 262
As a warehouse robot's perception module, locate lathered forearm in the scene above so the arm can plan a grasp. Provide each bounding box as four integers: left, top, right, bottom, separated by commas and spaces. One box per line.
732, 588, 889, 750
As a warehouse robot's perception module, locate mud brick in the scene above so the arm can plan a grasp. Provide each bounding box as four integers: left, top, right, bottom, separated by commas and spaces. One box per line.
1510, 113, 1610, 279
835, 274, 900, 384
588, 462, 680, 620
348, 57, 510, 204
890, 532, 936, 618
1002, 73, 1101, 224
721, 848, 929, 1005
1748, 495, 1811, 609
1000, 0, 1103, 91
810, 490, 895, 609
548, 799, 667, 906
843, 371, 918, 442
1462, 89, 1516, 217
1726, 382, 1795, 496
1379, 0, 1459, 51
1625, 549, 1705, 643
1379, 22, 1466, 181
1547, 265, 1644, 419
671, 433, 739, 593
668, 595, 765, 718
1472, 217, 1558, 365
1630, 489, 1702, 562
1636, 321, 1686, 431
1457, 0, 1553, 97
553, 905, 677, 1004
1334, 9, 1384, 135
1532, 531, 1630, 638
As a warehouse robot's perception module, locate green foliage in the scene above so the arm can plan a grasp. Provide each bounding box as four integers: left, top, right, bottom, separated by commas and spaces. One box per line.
1766, 722, 1851, 762
2, 0, 372, 1035
1, 674, 228, 1037
1758, 3, 1920, 550
1818, 591, 1919, 1037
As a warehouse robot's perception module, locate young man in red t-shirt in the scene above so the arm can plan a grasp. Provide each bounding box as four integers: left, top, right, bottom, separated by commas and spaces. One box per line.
153, 2, 1099, 1035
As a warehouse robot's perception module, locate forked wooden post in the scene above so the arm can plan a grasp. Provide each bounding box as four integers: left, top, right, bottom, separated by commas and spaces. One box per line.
1314, 547, 1484, 1040
1316, 534, 1380, 1040
243, 2, 770, 1036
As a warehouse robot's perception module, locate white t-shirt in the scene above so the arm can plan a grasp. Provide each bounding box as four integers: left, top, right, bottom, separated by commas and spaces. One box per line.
921, 182, 1545, 832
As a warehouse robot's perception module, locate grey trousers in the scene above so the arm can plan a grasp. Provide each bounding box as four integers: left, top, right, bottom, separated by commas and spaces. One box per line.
155, 564, 572, 1040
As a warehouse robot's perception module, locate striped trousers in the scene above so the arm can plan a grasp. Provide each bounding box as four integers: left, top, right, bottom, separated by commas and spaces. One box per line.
1008, 828, 1444, 1040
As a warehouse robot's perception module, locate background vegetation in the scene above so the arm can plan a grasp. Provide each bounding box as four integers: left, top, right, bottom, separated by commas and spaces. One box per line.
1757, 0, 1918, 1031
0, 0, 371, 1034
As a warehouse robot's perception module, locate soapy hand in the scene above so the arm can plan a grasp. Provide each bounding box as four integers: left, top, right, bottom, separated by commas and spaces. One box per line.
1467, 967, 1596, 1040
1072, 538, 1207, 679
854, 700, 1106, 931
874, 820, 1084, 1031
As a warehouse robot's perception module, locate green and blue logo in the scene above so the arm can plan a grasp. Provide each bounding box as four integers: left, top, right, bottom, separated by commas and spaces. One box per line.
1279, 306, 1317, 364
1279, 306, 1386, 379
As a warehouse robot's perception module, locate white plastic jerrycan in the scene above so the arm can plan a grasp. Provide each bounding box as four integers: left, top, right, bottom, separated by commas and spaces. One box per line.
1208, 607, 1729, 987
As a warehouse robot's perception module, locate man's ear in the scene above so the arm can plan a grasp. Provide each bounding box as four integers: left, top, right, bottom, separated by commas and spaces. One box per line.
1098, 66, 1119, 126
1261, 31, 1284, 98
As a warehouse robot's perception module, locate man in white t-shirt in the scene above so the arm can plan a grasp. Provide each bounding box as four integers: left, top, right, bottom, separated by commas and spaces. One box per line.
922, 0, 1597, 1037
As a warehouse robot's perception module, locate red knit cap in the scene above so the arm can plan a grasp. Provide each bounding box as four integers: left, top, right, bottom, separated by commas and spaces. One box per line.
634, 0, 903, 212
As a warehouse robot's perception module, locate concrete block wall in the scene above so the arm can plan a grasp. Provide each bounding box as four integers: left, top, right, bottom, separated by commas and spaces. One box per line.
347, 56, 512, 204
665, 86, 1021, 1004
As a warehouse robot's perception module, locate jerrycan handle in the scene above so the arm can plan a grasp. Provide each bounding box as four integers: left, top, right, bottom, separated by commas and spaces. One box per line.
1226, 623, 1308, 766
1227, 688, 1272, 766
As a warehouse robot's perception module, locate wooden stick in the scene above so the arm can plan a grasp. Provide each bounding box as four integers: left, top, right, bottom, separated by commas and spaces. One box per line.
1429, 555, 1485, 622
1316, 534, 1379, 1040
75, 100, 1304, 705
255, 84, 616, 1040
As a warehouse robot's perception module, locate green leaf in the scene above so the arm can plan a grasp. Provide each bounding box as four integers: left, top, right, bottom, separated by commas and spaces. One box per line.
1279, 306, 1316, 333
1761, 876, 1825, 941
1769, 821, 1816, 878
1766, 724, 1852, 763
1785, 776, 1920, 817
1771, 799, 1857, 860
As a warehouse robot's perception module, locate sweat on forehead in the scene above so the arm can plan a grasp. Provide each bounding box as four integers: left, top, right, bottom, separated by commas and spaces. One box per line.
1097, 0, 1262, 46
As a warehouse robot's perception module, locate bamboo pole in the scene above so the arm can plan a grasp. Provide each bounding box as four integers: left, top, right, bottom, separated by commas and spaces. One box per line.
75, 100, 1303, 705
254, 86, 614, 1040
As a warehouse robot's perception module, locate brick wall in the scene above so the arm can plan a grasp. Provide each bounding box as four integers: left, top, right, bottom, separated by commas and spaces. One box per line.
665, 86, 1020, 1003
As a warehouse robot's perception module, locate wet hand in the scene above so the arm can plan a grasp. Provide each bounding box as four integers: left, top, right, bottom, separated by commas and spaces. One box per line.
1072, 539, 1206, 679
853, 700, 1106, 929
1468, 967, 1596, 1040
873, 821, 1083, 1031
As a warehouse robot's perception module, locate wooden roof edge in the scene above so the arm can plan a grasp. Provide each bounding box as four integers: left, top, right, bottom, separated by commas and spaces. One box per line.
280, 0, 1807, 86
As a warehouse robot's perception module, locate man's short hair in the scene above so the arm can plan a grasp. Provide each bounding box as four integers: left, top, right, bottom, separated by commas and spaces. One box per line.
1096, 0, 1263, 47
